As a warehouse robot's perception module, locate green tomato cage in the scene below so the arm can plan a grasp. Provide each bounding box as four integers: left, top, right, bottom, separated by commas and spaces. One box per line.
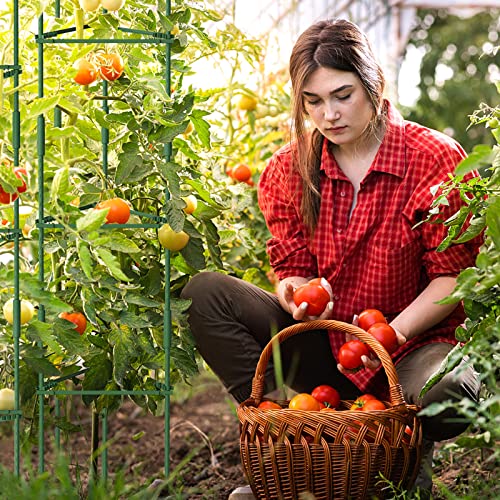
1, 0, 176, 481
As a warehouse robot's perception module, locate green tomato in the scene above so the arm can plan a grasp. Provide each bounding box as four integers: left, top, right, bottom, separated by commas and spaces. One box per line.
3, 298, 35, 325
158, 223, 189, 251
0, 388, 15, 410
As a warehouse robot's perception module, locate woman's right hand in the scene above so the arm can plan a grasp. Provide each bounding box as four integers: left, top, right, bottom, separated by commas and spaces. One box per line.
278, 277, 334, 321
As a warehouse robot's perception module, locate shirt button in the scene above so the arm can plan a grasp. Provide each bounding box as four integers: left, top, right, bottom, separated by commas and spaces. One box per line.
336, 228, 343, 234
334, 295, 340, 301
340, 191, 346, 197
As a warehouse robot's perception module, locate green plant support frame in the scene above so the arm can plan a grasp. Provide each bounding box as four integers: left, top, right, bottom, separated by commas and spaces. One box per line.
1, 0, 176, 483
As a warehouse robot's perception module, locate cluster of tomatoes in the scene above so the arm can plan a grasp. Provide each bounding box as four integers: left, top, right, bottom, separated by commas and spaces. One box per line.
73, 50, 125, 86
338, 308, 399, 371
257, 384, 386, 413
226, 163, 254, 186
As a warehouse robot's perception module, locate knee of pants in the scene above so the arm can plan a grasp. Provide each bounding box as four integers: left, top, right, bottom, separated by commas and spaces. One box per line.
180, 271, 219, 301
420, 363, 480, 441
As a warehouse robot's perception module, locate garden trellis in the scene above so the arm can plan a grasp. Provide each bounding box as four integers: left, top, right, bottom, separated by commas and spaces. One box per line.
0, 0, 178, 480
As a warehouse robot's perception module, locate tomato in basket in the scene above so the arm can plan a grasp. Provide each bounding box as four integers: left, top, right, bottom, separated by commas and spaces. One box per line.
311, 384, 340, 409
258, 400, 281, 410
288, 393, 321, 411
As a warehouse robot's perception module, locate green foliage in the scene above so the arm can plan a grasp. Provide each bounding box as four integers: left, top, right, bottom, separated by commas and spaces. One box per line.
419, 82, 499, 462
403, 8, 499, 151
0, 0, 289, 432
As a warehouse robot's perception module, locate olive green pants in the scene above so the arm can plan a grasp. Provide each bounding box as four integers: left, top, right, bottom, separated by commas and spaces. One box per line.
181, 272, 481, 442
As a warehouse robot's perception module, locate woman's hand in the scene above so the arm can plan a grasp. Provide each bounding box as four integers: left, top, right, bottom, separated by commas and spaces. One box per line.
278, 277, 334, 321
336, 315, 406, 374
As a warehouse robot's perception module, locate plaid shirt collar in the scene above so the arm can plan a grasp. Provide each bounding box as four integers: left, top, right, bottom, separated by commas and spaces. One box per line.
320, 100, 407, 181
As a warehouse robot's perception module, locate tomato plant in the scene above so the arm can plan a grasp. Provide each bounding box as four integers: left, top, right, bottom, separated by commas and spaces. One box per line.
95, 198, 131, 224
338, 340, 370, 370
311, 384, 340, 408
182, 194, 197, 215
367, 322, 399, 354
293, 282, 330, 316
59, 312, 88, 335
358, 308, 386, 331
237, 94, 258, 111
288, 393, 321, 411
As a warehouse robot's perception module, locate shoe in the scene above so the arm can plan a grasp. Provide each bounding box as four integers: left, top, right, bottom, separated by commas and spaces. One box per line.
228, 485, 255, 499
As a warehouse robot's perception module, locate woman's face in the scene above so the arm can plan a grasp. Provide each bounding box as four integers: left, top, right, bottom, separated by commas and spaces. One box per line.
302, 66, 376, 149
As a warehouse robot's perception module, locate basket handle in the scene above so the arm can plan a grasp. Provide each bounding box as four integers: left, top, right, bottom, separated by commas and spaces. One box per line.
250, 319, 407, 408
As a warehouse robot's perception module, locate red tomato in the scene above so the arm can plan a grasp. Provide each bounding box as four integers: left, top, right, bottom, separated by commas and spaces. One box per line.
73, 58, 99, 85
59, 311, 87, 335
338, 340, 370, 370
232, 164, 252, 182
358, 308, 387, 331
288, 393, 321, 411
95, 197, 131, 224
293, 282, 330, 316
350, 394, 377, 410
96, 52, 124, 81
258, 401, 281, 410
0, 186, 18, 204
360, 399, 386, 411
311, 384, 340, 409
367, 322, 399, 354
14, 167, 27, 193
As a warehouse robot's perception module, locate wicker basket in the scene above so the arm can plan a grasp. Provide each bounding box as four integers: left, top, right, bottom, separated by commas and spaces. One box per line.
237, 320, 424, 499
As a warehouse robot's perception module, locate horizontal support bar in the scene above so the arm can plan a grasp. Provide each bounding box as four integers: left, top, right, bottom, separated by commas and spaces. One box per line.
37, 389, 172, 396
39, 25, 172, 40
0, 411, 22, 420
39, 223, 163, 229
37, 38, 172, 45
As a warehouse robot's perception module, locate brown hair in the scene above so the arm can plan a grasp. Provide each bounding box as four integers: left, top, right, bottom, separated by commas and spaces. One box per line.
289, 19, 386, 233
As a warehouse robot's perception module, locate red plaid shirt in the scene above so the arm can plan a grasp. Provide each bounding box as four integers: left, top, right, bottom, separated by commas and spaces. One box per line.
258, 101, 481, 395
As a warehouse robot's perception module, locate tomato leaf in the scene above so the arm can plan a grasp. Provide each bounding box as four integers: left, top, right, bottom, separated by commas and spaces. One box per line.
26, 320, 64, 356
116, 143, 150, 184
109, 328, 138, 387
23, 356, 60, 377
76, 208, 107, 233
95, 248, 131, 281
82, 353, 113, 406
190, 109, 211, 148
77, 241, 94, 280
50, 167, 73, 205
102, 232, 140, 254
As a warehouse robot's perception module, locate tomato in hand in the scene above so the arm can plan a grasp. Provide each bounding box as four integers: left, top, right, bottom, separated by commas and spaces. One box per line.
367, 322, 399, 354
293, 282, 330, 316
258, 401, 281, 410
288, 393, 321, 411
311, 384, 340, 409
358, 308, 386, 331
95, 197, 131, 224
338, 340, 370, 370
59, 311, 87, 335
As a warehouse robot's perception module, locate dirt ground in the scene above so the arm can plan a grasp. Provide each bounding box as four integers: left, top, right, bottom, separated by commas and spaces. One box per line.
0, 370, 496, 499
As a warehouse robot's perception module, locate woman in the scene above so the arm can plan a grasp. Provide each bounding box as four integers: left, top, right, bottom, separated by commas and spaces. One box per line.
181, 19, 481, 496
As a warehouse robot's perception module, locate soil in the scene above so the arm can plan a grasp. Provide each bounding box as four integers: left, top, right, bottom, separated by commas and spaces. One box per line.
0, 370, 497, 499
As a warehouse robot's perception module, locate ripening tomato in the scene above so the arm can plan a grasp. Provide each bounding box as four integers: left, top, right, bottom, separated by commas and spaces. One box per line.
338, 340, 370, 370
96, 52, 124, 81
293, 282, 330, 316
288, 393, 321, 411
232, 164, 252, 183
350, 394, 377, 410
14, 167, 27, 193
367, 322, 399, 354
358, 308, 387, 331
59, 311, 87, 335
311, 384, 340, 409
360, 399, 386, 411
258, 401, 281, 410
0, 185, 18, 204
95, 197, 131, 224
73, 58, 99, 85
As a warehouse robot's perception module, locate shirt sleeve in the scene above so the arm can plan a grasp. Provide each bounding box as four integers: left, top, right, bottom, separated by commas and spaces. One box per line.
404, 142, 482, 280
257, 148, 318, 279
